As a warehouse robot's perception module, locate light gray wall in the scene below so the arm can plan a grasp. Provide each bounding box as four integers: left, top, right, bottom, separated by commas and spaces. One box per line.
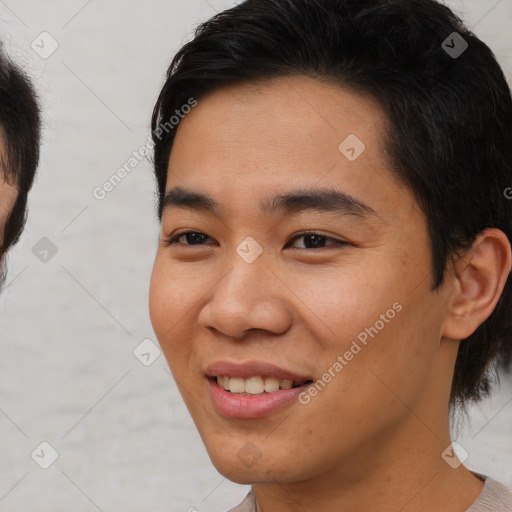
0, 1, 510, 511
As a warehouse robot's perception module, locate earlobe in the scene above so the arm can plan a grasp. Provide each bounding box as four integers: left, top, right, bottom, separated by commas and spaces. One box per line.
442, 228, 512, 341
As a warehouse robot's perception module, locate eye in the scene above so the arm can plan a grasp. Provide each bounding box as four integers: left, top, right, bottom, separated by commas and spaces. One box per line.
287, 231, 347, 249
162, 230, 347, 249
163, 231, 214, 246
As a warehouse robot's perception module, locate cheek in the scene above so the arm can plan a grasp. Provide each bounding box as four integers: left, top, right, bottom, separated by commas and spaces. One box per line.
148, 257, 187, 355
148, 258, 166, 336
148, 255, 207, 374
149, 255, 195, 329
281, 260, 403, 352
295, 257, 437, 395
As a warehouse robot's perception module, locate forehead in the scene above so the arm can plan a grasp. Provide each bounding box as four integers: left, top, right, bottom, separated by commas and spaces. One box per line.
172, 75, 381, 158
165, 75, 416, 223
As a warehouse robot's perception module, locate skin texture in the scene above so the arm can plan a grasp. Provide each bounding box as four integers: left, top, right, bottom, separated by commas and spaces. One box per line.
149, 76, 511, 511
0, 144, 17, 253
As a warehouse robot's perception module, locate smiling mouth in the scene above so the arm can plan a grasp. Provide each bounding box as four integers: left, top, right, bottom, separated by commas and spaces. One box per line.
213, 375, 314, 395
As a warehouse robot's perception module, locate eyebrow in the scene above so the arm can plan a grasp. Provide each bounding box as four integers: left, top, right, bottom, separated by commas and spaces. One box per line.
161, 185, 378, 220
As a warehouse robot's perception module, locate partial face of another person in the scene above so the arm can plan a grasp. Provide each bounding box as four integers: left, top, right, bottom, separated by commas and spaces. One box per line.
149, 76, 460, 484
0, 142, 18, 257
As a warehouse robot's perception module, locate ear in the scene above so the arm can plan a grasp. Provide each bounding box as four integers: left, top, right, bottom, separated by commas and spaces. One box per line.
442, 228, 511, 341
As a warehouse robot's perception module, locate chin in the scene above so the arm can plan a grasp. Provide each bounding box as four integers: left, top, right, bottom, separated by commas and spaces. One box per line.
205, 443, 302, 485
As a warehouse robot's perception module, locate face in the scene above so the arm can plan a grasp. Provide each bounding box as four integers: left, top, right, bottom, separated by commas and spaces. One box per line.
0, 145, 17, 253
149, 76, 455, 485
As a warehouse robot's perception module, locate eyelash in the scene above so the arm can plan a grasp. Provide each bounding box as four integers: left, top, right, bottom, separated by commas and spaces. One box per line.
162, 231, 347, 249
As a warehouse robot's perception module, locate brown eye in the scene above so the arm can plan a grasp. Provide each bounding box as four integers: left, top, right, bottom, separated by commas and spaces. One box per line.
288, 232, 346, 249
165, 231, 213, 246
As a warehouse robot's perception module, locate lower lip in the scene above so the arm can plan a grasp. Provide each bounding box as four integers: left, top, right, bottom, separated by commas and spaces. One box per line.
207, 378, 309, 419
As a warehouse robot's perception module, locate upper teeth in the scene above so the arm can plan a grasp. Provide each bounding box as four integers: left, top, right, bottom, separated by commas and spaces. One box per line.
216, 376, 295, 394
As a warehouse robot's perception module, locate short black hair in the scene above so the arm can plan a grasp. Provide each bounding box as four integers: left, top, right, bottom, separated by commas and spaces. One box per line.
151, 0, 512, 412
0, 43, 41, 284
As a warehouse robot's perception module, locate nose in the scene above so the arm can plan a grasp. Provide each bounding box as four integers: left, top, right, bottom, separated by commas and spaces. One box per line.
197, 255, 293, 340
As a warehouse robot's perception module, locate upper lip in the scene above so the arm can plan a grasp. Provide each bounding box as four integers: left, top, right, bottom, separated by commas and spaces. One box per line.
205, 360, 313, 383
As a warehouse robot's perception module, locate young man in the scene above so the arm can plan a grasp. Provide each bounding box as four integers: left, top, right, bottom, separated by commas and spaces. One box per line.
0, 44, 41, 287
149, 1, 512, 510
